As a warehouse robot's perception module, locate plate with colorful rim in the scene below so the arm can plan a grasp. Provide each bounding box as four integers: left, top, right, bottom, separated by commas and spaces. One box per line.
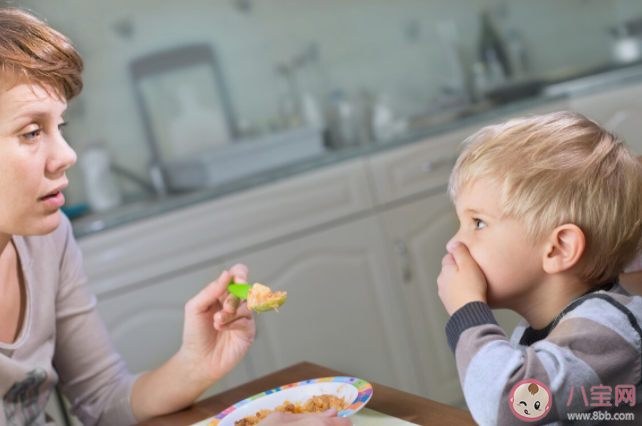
206, 376, 373, 426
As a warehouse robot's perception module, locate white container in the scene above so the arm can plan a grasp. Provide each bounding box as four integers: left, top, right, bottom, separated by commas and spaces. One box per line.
611, 36, 642, 64
80, 144, 123, 212
163, 127, 325, 191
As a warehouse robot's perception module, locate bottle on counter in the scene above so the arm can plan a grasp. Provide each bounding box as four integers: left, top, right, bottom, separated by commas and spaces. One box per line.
472, 61, 491, 102
327, 90, 359, 148
276, 63, 304, 130
295, 45, 327, 131
371, 94, 404, 144
505, 27, 529, 80
478, 10, 511, 84
80, 142, 123, 212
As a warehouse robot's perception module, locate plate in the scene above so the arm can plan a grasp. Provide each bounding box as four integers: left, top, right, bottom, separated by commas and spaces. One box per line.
206, 376, 374, 426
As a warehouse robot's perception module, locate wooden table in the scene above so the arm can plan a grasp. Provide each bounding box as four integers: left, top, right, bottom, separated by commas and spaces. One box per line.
137, 362, 476, 426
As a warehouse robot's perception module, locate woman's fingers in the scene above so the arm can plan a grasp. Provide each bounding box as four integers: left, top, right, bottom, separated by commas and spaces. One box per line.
229, 263, 249, 284
219, 264, 249, 313
221, 292, 240, 314
186, 270, 230, 315
214, 316, 253, 332
214, 300, 253, 326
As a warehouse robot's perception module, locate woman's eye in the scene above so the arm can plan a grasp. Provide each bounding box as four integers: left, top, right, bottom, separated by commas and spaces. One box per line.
474, 218, 487, 230
23, 129, 42, 141
58, 122, 68, 135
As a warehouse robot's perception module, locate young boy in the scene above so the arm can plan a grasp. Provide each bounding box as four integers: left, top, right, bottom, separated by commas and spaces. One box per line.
438, 111, 642, 425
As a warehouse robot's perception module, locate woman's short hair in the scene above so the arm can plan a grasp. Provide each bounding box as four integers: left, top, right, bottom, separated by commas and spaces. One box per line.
449, 111, 642, 285
0, 8, 83, 99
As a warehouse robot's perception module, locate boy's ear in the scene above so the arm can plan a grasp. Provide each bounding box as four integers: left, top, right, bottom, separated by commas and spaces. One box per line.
542, 224, 585, 275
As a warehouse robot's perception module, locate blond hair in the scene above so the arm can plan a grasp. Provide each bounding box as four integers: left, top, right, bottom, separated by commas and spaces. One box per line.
449, 111, 642, 286
0, 8, 83, 99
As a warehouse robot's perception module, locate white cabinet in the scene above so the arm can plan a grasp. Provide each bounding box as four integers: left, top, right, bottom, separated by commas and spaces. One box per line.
95, 263, 253, 399
380, 193, 462, 405
368, 126, 477, 205
78, 159, 374, 297
380, 192, 522, 406
367, 99, 571, 206
227, 215, 422, 396
568, 81, 642, 155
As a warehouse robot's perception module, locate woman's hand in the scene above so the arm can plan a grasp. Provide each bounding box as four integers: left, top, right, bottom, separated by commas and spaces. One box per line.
130, 264, 256, 420
260, 409, 353, 426
179, 264, 256, 384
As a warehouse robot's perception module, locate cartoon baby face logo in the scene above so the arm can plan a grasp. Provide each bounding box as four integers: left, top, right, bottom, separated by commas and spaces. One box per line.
509, 379, 551, 421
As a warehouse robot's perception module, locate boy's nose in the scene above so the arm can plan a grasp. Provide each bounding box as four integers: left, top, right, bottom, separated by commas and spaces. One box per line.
446, 237, 461, 254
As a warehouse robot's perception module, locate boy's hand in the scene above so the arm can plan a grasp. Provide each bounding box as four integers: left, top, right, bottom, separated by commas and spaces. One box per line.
437, 242, 488, 315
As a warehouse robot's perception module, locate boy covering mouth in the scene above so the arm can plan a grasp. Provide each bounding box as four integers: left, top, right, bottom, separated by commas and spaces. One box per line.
439, 111, 642, 425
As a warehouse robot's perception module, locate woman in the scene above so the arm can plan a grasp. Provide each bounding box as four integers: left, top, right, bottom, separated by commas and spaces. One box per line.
0, 8, 349, 426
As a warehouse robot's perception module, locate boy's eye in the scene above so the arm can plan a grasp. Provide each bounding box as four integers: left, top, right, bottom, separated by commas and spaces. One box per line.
474, 218, 487, 230
58, 122, 68, 135
519, 401, 527, 406
535, 401, 540, 410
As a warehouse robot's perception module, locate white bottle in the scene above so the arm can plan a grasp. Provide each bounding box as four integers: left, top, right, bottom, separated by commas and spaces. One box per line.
301, 92, 325, 130
80, 143, 123, 212
484, 49, 507, 88
506, 28, 528, 80
371, 95, 396, 143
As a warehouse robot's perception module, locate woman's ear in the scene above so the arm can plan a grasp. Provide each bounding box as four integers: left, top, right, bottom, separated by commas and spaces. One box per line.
542, 224, 585, 275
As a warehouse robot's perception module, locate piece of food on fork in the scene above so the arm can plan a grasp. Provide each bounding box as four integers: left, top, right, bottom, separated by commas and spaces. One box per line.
227, 281, 287, 312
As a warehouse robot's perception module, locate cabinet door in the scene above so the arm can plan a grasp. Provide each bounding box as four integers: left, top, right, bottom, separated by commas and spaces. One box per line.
367, 100, 570, 206
569, 81, 642, 155
381, 192, 521, 406
78, 158, 374, 297
368, 125, 477, 205
227, 216, 421, 396
96, 263, 253, 399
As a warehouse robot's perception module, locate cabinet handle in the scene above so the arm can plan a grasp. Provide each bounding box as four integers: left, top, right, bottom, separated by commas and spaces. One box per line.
393, 240, 412, 283
420, 155, 459, 174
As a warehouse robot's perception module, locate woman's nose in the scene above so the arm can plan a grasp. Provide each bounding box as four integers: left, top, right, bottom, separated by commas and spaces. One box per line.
47, 133, 77, 175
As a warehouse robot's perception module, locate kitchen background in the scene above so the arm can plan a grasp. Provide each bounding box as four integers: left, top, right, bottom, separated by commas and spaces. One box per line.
6, 0, 642, 424
8, 0, 642, 214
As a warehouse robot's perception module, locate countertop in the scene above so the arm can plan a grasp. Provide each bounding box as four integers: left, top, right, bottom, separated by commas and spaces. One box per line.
135, 362, 476, 426
71, 62, 642, 239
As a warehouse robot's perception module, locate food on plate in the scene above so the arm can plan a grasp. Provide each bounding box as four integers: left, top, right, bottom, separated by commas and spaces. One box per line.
234, 394, 347, 426
247, 283, 287, 313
